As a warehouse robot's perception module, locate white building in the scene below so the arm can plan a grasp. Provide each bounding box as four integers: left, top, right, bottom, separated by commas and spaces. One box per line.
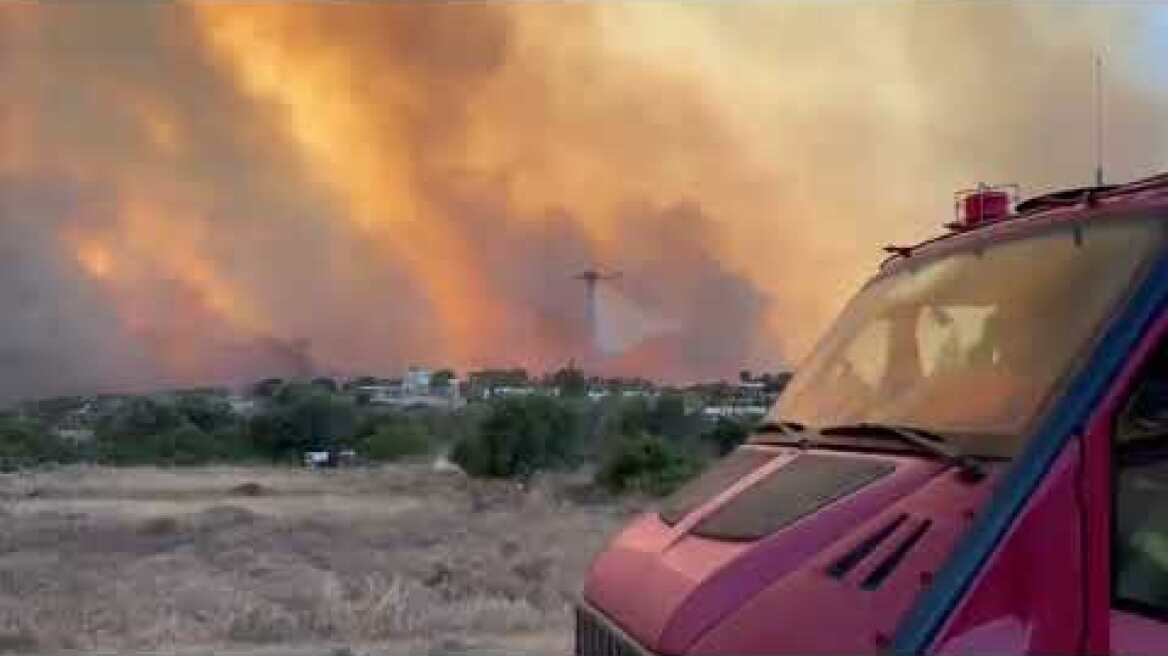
492, 385, 536, 397
701, 404, 770, 420
53, 427, 95, 443
403, 367, 432, 395
227, 394, 257, 416
356, 373, 465, 410
354, 382, 404, 405
621, 389, 655, 398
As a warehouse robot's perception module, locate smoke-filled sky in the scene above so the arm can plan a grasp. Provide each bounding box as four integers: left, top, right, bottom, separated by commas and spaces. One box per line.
3, 2, 1168, 401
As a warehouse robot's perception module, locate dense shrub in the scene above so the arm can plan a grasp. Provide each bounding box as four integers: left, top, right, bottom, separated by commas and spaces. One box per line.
173, 394, 237, 433
163, 424, 224, 465
701, 418, 750, 456
246, 390, 358, 461
0, 418, 77, 469
363, 421, 430, 461
92, 395, 236, 464
283, 391, 358, 445
450, 396, 581, 478
8, 376, 762, 483
98, 422, 255, 465
587, 394, 701, 453
595, 433, 702, 496
96, 397, 180, 442
648, 393, 691, 440
612, 397, 650, 436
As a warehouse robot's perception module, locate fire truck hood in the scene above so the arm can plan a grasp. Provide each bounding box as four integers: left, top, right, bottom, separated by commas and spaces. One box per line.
582, 447, 1001, 654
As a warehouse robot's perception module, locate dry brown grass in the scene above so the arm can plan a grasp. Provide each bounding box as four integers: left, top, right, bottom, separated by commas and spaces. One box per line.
0, 464, 642, 655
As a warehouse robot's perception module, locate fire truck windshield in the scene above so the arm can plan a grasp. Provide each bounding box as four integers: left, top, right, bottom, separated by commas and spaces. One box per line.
771, 215, 1166, 457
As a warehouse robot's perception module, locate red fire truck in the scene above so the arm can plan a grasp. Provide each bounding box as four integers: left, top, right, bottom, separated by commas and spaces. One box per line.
578, 173, 1168, 654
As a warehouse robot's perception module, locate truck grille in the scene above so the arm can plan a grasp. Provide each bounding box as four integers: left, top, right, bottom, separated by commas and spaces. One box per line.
575, 605, 651, 656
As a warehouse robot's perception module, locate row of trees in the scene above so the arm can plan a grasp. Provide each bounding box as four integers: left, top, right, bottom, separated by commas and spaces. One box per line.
0, 415, 77, 466
449, 394, 750, 495
2, 382, 458, 467
1, 383, 758, 495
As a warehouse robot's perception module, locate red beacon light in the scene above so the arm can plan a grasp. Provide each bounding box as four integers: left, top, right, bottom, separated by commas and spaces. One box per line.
948, 183, 1019, 231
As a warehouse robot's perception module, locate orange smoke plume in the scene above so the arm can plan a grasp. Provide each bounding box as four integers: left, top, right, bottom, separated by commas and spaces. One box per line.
3, 3, 1168, 400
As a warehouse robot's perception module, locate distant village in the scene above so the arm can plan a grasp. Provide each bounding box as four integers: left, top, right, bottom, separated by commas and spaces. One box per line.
8, 365, 793, 447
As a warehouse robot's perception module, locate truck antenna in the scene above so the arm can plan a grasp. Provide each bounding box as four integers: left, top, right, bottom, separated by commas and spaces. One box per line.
1094, 53, 1105, 187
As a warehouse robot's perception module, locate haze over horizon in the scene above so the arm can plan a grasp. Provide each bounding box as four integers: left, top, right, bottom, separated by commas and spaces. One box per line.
4, 2, 1168, 402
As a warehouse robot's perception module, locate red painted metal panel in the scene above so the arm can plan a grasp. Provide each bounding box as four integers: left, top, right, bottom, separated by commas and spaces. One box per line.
932, 310, 1168, 655
933, 444, 1085, 654
687, 466, 1000, 654
583, 449, 945, 654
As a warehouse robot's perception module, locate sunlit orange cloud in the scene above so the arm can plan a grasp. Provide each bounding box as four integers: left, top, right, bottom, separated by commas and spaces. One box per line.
135, 206, 265, 336
64, 197, 271, 378
188, 3, 800, 371
73, 238, 115, 280
135, 101, 184, 156
192, 5, 517, 366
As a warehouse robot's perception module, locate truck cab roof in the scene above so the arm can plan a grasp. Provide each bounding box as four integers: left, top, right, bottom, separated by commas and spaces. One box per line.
881, 172, 1168, 271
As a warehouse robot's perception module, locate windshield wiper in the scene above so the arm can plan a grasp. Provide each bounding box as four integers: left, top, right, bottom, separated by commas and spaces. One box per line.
752, 420, 813, 447
755, 419, 807, 438
819, 422, 985, 483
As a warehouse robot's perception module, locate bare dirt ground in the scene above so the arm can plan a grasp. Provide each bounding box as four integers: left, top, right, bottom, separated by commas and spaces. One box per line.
0, 464, 645, 655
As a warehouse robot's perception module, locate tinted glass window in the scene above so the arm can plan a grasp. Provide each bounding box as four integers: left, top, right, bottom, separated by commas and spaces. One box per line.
1116, 458, 1168, 613
773, 216, 1164, 453
1116, 345, 1168, 616
690, 454, 893, 541
659, 447, 776, 526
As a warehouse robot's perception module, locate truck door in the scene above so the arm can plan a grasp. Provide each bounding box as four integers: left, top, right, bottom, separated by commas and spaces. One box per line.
925, 307, 1168, 655
1108, 320, 1168, 654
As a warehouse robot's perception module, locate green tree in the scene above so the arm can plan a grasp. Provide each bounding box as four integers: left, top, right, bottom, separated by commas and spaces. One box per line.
274, 381, 315, 405
648, 393, 689, 440
311, 377, 338, 393
590, 396, 651, 446
174, 394, 236, 433
0, 418, 74, 468
451, 396, 581, 478
166, 423, 214, 464
618, 397, 650, 435
702, 418, 750, 456
250, 378, 284, 398
364, 421, 430, 461
241, 389, 358, 461
596, 433, 701, 496
288, 391, 357, 445
98, 397, 180, 440
246, 412, 299, 461
431, 369, 455, 390
94, 397, 180, 463
551, 361, 588, 398
98, 419, 253, 465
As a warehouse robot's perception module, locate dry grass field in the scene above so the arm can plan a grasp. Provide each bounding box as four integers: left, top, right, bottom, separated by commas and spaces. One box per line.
0, 464, 645, 655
